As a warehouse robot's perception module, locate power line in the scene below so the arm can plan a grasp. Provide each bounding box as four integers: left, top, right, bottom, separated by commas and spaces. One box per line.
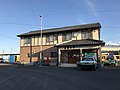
25, 0, 41, 25
0, 21, 39, 26
0, 21, 59, 27
102, 27, 120, 29
0, 33, 18, 41
0, 15, 37, 18
26, 0, 35, 16
85, 9, 120, 13
0, 21, 120, 29
0, 9, 120, 18
44, 9, 120, 16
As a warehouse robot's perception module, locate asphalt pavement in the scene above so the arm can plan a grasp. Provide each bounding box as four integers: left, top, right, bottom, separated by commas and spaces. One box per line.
0, 63, 120, 90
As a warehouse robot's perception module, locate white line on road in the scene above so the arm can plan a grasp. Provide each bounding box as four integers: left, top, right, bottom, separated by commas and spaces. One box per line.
0, 75, 16, 84
0, 63, 13, 66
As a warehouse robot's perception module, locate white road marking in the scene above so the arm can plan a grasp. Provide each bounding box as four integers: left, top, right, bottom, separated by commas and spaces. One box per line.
0, 75, 16, 84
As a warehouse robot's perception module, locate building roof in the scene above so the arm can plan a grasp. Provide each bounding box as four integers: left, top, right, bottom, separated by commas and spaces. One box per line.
17, 22, 101, 37
105, 45, 120, 47
55, 39, 105, 47
102, 45, 120, 52
0, 53, 20, 55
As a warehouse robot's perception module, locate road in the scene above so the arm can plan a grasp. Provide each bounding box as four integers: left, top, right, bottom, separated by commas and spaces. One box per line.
0, 64, 120, 90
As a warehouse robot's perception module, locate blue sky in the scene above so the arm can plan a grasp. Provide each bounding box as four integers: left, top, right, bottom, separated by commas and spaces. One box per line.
0, 0, 120, 53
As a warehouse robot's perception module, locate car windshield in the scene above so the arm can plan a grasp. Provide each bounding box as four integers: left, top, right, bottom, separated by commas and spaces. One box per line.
107, 58, 113, 60
0, 58, 3, 60
82, 58, 94, 61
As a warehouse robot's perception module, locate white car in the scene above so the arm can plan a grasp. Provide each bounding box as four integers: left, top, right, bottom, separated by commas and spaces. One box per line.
77, 57, 97, 70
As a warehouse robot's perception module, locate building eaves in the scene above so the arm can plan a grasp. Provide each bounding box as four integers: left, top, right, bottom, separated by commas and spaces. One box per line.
55, 39, 105, 47
17, 22, 101, 37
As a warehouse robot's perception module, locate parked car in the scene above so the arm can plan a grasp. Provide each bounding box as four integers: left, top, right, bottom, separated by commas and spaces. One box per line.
104, 58, 117, 66
0, 58, 4, 63
77, 57, 97, 70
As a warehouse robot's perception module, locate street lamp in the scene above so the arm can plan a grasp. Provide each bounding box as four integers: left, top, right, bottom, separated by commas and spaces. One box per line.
40, 15, 43, 65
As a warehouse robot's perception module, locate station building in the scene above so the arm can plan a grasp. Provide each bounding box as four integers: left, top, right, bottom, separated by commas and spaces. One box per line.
17, 22, 105, 65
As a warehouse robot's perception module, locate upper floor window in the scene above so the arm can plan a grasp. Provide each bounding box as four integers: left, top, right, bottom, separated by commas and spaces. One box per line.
46, 34, 58, 43
46, 35, 53, 42
81, 30, 92, 39
54, 34, 58, 41
49, 35, 54, 42
24, 37, 31, 44
72, 32, 78, 38
62, 32, 72, 42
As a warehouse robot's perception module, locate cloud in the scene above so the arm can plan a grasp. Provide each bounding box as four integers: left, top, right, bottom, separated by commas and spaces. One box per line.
85, 0, 98, 17
106, 41, 120, 45
77, 18, 87, 24
74, 14, 87, 24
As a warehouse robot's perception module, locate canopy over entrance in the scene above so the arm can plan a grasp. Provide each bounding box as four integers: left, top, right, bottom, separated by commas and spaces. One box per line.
55, 39, 105, 65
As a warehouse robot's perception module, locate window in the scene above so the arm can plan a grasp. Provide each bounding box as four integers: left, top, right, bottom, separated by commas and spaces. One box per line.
81, 30, 92, 39
72, 31, 78, 38
46, 35, 49, 42
20, 37, 24, 46
62, 33, 66, 41
116, 56, 120, 59
102, 56, 105, 59
66, 33, 72, 40
24, 37, 30, 44
62, 32, 72, 41
54, 34, 58, 41
46, 35, 53, 42
46, 34, 58, 43
51, 52, 58, 58
49, 35, 54, 42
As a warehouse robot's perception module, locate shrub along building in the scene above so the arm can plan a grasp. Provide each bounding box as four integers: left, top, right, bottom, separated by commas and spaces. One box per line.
17, 22, 105, 66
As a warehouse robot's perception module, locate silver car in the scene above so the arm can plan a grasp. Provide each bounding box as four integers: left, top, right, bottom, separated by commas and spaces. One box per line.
78, 57, 97, 70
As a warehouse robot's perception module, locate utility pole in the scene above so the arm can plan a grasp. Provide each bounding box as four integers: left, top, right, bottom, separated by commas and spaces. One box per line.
40, 15, 43, 65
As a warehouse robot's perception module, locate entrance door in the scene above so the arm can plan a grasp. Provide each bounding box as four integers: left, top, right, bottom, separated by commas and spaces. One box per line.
15, 56, 17, 62
68, 50, 80, 63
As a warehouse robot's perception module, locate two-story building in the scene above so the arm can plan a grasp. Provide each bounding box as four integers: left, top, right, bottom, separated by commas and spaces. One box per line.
17, 22, 105, 65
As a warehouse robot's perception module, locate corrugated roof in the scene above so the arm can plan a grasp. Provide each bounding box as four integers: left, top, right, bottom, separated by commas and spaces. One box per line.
55, 39, 105, 47
17, 22, 101, 37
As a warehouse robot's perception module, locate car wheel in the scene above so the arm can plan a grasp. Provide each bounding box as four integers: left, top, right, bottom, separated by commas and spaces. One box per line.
77, 64, 80, 67
80, 67, 84, 71
93, 67, 96, 71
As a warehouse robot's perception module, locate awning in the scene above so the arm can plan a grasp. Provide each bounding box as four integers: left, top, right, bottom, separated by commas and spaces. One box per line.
55, 39, 105, 47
